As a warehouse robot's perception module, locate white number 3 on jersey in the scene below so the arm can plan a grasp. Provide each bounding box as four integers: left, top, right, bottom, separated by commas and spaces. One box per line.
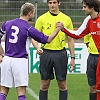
9, 26, 19, 43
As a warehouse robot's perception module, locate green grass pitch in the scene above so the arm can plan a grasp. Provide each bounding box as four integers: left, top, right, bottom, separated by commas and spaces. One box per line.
6, 73, 89, 100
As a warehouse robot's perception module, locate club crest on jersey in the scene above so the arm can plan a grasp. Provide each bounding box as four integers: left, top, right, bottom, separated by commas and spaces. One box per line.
97, 22, 100, 28
47, 23, 51, 29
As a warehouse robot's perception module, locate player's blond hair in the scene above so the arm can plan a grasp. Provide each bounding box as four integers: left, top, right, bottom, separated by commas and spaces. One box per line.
20, 2, 35, 16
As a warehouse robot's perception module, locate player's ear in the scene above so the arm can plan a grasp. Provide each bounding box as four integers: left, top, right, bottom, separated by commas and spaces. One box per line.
28, 11, 32, 16
28, 11, 31, 16
58, 2, 60, 6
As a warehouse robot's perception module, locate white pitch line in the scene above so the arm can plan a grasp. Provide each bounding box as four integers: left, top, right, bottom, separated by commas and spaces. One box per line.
26, 87, 39, 100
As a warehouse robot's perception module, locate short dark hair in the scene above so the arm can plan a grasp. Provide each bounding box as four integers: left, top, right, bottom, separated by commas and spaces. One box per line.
82, 0, 100, 12
47, 0, 60, 3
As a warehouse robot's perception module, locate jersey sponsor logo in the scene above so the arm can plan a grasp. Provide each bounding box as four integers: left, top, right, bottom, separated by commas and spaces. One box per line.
97, 31, 100, 35
91, 32, 96, 35
91, 31, 100, 35
97, 22, 100, 28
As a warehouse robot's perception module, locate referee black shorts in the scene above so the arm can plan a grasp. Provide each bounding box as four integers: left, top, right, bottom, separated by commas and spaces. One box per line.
39, 48, 68, 81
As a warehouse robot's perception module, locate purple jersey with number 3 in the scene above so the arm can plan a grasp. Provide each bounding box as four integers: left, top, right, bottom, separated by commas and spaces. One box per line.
0, 18, 49, 58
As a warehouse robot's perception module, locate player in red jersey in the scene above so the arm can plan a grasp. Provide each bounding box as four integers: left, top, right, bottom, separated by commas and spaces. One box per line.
56, 0, 100, 100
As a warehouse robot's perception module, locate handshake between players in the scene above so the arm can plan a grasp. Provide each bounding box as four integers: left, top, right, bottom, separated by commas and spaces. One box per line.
56, 22, 64, 31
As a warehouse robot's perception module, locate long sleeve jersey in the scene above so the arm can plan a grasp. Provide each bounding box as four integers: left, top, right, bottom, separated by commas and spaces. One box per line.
63, 13, 100, 53
0, 18, 49, 58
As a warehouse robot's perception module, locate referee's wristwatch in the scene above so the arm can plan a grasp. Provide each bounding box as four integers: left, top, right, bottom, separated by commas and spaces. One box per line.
71, 56, 75, 59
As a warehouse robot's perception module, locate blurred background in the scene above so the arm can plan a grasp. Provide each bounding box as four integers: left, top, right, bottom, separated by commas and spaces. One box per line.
0, 0, 85, 42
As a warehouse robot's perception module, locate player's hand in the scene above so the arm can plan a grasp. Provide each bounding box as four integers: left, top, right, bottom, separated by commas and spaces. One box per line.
0, 55, 3, 63
37, 48, 43, 55
56, 22, 64, 30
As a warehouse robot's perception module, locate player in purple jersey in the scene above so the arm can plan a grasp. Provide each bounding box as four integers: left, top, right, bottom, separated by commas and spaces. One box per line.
0, 2, 62, 100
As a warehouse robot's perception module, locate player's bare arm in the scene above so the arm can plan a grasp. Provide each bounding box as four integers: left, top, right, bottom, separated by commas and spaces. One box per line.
47, 26, 62, 43
32, 26, 62, 55
31, 39, 43, 55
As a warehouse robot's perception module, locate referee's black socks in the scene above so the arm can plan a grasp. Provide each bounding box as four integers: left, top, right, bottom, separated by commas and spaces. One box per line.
39, 89, 68, 100
39, 90, 48, 100
59, 90, 68, 100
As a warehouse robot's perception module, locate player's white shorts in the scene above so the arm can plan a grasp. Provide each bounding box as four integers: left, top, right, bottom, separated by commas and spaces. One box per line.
1, 56, 28, 88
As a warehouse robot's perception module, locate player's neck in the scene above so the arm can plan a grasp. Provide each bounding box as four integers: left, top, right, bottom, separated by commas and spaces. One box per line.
20, 16, 28, 22
49, 10, 60, 15
90, 11, 99, 19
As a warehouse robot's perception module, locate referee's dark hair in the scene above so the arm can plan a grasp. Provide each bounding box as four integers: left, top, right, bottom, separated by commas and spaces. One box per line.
82, 0, 100, 12
47, 0, 60, 3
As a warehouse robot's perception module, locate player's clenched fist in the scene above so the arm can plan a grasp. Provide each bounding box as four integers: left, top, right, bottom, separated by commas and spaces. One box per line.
37, 48, 43, 55
0, 55, 3, 63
